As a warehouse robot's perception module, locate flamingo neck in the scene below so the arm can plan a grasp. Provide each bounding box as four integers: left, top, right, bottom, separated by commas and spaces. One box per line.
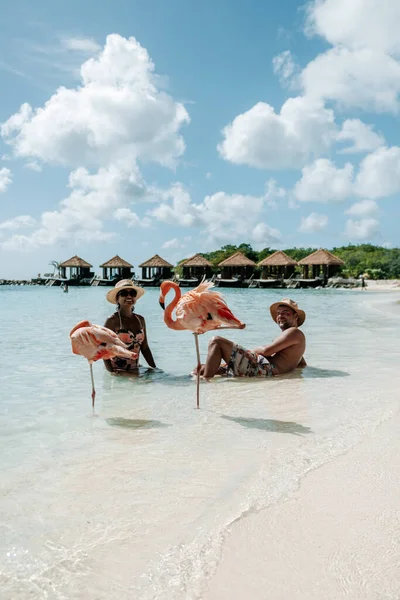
164, 283, 184, 330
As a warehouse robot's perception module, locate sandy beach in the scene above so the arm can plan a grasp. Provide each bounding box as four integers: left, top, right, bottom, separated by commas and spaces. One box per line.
360, 280, 400, 292
205, 409, 400, 600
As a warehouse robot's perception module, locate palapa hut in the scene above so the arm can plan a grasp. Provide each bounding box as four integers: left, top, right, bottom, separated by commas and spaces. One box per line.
99, 255, 133, 282
138, 254, 173, 285
217, 251, 256, 286
180, 253, 213, 281
298, 249, 344, 280
60, 255, 93, 283
257, 251, 298, 279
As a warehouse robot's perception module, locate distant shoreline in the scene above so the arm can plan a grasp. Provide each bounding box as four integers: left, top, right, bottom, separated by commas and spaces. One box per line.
1, 278, 400, 291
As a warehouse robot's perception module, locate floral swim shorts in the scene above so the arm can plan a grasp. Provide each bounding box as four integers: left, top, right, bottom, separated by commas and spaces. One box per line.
224, 344, 277, 378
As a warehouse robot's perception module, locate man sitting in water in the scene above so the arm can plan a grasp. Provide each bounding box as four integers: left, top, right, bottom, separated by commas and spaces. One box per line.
197, 298, 307, 379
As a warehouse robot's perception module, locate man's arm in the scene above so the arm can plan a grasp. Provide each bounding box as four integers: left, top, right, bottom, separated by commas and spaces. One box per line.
253, 328, 302, 357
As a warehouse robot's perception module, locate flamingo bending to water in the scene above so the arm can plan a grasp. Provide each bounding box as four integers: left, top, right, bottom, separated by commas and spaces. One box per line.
70, 320, 138, 408
159, 279, 245, 407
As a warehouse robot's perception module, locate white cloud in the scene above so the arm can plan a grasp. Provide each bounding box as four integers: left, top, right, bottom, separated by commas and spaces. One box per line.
294, 159, 354, 202
61, 37, 101, 53
272, 50, 297, 85
251, 222, 281, 245
300, 47, 400, 113
1, 34, 189, 169
150, 185, 281, 245
337, 119, 384, 154
195, 191, 281, 244
265, 178, 286, 208
1, 162, 144, 250
149, 183, 195, 226
114, 208, 151, 228
298, 212, 328, 233
205, 172, 212, 179
305, 0, 400, 55
0, 167, 12, 192
24, 160, 42, 172
345, 199, 378, 217
0, 215, 36, 230
1, 35, 190, 250
355, 146, 400, 198
162, 238, 182, 249
218, 96, 336, 170
302, 0, 400, 112
293, 145, 400, 205
344, 218, 379, 240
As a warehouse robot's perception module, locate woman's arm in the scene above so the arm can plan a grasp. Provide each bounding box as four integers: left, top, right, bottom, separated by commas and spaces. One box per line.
138, 317, 156, 368
103, 316, 117, 372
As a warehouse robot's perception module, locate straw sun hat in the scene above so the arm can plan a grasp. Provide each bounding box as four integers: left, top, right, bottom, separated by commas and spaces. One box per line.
106, 279, 145, 304
269, 298, 306, 327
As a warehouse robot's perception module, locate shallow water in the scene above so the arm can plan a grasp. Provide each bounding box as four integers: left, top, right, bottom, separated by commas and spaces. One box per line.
1, 286, 399, 599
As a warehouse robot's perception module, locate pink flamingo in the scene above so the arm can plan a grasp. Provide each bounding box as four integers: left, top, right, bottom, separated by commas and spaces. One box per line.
70, 320, 138, 408
159, 279, 245, 408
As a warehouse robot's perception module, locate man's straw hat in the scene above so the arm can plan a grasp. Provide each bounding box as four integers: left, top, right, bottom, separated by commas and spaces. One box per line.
269, 298, 306, 327
106, 279, 145, 304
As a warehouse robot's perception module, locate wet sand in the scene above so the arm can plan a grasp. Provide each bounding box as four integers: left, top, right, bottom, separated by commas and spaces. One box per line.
205, 409, 400, 600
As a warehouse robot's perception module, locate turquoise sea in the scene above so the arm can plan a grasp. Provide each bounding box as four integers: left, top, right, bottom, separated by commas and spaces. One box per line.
1, 285, 399, 599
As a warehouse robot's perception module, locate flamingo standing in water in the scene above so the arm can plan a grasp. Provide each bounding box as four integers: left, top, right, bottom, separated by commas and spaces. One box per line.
159, 279, 245, 408
69, 320, 138, 408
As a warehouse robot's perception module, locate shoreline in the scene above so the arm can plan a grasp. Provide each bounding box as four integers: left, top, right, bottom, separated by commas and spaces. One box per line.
1, 278, 400, 291
205, 409, 400, 600
357, 279, 400, 292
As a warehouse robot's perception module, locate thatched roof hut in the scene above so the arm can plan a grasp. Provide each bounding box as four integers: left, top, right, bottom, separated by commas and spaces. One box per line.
298, 249, 344, 279
100, 255, 133, 268
99, 255, 133, 280
60, 255, 92, 268
60, 255, 93, 280
217, 251, 256, 281
180, 253, 213, 280
181, 253, 212, 268
138, 254, 173, 281
257, 251, 298, 279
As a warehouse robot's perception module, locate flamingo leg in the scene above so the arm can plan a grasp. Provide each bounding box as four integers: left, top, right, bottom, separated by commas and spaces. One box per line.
90, 363, 96, 409
194, 333, 201, 409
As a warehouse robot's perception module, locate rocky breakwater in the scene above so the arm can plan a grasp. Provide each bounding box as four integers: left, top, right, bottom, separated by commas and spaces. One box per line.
327, 277, 361, 289
0, 279, 38, 286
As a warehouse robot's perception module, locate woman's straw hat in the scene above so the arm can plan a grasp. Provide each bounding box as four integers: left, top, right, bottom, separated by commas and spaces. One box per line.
106, 279, 145, 304
269, 298, 306, 326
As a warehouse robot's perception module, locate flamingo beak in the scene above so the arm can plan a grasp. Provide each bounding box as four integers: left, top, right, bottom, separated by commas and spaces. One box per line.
159, 300, 165, 310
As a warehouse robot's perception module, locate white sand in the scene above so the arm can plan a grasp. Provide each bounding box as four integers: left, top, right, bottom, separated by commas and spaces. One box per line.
205, 410, 400, 600
361, 279, 400, 292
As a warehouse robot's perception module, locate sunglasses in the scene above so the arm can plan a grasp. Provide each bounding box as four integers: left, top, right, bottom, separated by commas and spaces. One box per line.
118, 289, 137, 298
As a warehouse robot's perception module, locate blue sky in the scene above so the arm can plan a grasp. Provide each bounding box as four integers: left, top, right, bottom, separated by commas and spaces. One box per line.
0, 0, 399, 278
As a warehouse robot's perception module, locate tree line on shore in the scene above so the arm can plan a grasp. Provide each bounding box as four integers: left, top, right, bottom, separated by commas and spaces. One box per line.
198, 243, 400, 280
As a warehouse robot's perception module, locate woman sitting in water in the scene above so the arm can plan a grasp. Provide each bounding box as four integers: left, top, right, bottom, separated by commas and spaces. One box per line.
103, 280, 156, 373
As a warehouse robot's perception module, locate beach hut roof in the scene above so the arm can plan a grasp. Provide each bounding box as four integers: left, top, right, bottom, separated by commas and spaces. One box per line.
180, 253, 213, 267
99, 255, 133, 268
218, 251, 256, 267
257, 250, 298, 267
138, 254, 173, 268
60, 255, 92, 268
298, 249, 344, 266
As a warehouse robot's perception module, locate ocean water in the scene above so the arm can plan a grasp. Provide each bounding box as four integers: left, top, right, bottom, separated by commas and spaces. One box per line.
1, 285, 399, 599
